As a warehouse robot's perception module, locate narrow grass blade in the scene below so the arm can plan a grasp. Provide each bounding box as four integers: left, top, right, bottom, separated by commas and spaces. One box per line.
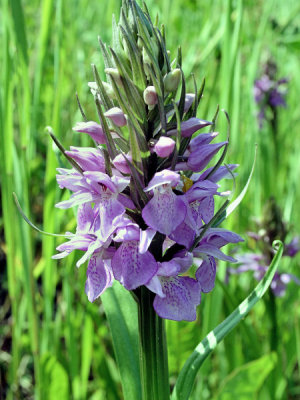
172, 240, 284, 400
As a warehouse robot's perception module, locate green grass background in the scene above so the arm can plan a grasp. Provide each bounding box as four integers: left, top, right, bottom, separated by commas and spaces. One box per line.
1, 0, 300, 398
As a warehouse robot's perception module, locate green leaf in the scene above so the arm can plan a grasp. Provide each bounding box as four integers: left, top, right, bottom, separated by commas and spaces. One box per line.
10, 0, 28, 65
213, 353, 277, 400
172, 240, 284, 400
41, 354, 69, 400
80, 313, 94, 399
101, 281, 142, 400
225, 144, 257, 218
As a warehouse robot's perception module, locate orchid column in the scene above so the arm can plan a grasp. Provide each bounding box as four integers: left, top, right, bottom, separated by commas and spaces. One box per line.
52, 1, 243, 398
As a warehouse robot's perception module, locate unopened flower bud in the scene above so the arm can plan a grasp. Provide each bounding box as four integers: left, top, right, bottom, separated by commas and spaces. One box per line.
142, 47, 151, 66
104, 107, 127, 127
153, 136, 175, 158
143, 86, 158, 108
88, 82, 98, 96
72, 121, 106, 144
167, 117, 212, 138
164, 68, 181, 92
105, 68, 122, 85
113, 152, 132, 174
102, 82, 116, 100
183, 93, 195, 112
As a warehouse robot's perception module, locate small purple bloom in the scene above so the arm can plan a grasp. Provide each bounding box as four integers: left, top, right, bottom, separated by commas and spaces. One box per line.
196, 256, 216, 293
113, 152, 132, 174
85, 254, 114, 302
73, 121, 106, 144
186, 142, 228, 172
167, 117, 212, 138
153, 136, 175, 158
142, 170, 186, 236
228, 252, 300, 297
112, 223, 157, 290
147, 252, 201, 321
65, 146, 106, 172
284, 237, 300, 257
104, 107, 127, 127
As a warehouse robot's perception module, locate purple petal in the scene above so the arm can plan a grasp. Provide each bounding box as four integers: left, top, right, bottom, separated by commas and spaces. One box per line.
187, 142, 227, 172
169, 221, 195, 248
113, 153, 132, 174
113, 223, 140, 242
117, 193, 136, 210
193, 243, 237, 262
153, 137, 175, 158
198, 196, 215, 224
146, 276, 165, 297
77, 203, 96, 233
83, 171, 117, 193
112, 241, 158, 290
189, 132, 219, 151
104, 107, 127, 127
55, 191, 98, 209
153, 276, 201, 321
284, 237, 300, 257
73, 121, 106, 144
198, 164, 238, 182
142, 188, 186, 236
144, 170, 181, 192
85, 255, 113, 302
196, 256, 216, 293
56, 168, 87, 191
98, 197, 126, 240
183, 93, 195, 112
65, 147, 105, 172
139, 228, 156, 254
167, 117, 212, 138
185, 180, 219, 202
203, 228, 244, 247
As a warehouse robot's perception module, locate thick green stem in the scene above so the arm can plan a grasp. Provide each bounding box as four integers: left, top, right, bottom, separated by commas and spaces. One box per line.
138, 286, 170, 400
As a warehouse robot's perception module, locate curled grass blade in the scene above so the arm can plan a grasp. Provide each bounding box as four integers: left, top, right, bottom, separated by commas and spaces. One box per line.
172, 240, 284, 400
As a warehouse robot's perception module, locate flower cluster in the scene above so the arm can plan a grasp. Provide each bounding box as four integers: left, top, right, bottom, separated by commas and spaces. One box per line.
52, 0, 243, 321
227, 197, 300, 297
254, 60, 288, 129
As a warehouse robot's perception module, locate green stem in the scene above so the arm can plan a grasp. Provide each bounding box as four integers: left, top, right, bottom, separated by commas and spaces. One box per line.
138, 286, 170, 400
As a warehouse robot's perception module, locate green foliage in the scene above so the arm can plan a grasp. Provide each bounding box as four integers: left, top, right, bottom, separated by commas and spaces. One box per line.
1, 0, 300, 399
213, 353, 277, 400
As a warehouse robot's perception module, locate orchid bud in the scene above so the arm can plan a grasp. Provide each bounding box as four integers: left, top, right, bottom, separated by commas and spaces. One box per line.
164, 68, 181, 92
143, 86, 158, 108
113, 153, 132, 174
104, 107, 127, 127
105, 68, 122, 85
167, 117, 212, 138
153, 136, 175, 158
72, 121, 106, 144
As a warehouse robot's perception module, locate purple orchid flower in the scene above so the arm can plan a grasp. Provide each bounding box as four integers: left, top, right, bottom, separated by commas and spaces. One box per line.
112, 222, 157, 290
142, 170, 187, 236
51, 0, 243, 321
146, 252, 201, 321
228, 252, 300, 297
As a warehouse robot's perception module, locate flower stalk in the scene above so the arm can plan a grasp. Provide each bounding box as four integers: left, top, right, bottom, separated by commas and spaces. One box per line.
137, 286, 170, 400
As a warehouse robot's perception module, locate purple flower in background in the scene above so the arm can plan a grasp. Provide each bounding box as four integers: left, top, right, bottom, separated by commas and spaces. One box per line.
254, 60, 288, 129
51, 0, 243, 321
228, 251, 300, 297
227, 198, 300, 297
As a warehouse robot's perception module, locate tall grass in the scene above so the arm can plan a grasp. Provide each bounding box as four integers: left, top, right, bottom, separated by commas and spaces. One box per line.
1, 0, 299, 399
